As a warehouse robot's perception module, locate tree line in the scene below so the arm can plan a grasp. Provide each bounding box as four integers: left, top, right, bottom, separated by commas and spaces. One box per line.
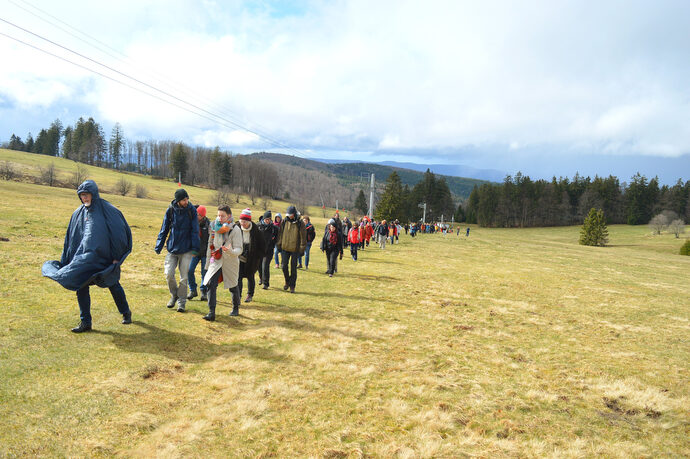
4, 117, 281, 200
464, 172, 690, 227
373, 169, 456, 222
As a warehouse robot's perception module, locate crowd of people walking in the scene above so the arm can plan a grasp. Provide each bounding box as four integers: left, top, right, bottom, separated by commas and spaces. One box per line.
42, 181, 464, 331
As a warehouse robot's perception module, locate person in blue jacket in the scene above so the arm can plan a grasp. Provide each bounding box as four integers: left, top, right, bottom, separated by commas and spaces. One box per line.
155, 189, 200, 312
42, 180, 133, 333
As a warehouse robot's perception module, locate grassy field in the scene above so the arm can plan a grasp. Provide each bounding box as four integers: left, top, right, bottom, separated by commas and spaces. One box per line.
0, 150, 689, 457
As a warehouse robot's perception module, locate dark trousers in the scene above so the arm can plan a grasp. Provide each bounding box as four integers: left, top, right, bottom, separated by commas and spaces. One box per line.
77, 282, 130, 325
326, 249, 339, 274
238, 261, 255, 298
188, 255, 207, 294
282, 251, 299, 288
260, 254, 272, 287
350, 243, 358, 260
206, 269, 221, 312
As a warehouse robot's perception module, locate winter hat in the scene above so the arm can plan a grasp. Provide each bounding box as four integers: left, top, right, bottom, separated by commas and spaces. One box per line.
286, 205, 297, 216
275, 212, 282, 220
263, 210, 272, 220
174, 188, 189, 202
196, 205, 207, 217
328, 218, 336, 226
240, 208, 252, 221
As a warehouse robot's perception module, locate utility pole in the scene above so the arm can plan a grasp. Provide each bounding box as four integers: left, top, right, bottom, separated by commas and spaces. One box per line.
418, 202, 427, 224
367, 173, 375, 219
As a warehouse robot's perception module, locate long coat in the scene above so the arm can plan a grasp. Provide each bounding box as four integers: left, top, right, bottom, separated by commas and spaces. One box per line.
238, 222, 266, 277
42, 180, 132, 291
202, 221, 242, 289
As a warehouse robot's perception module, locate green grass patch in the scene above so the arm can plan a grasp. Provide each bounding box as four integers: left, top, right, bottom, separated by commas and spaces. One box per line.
1, 157, 689, 457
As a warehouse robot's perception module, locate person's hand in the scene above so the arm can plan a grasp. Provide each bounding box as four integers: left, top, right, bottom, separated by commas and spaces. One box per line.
112, 260, 119, 264
222, 246, 230, 252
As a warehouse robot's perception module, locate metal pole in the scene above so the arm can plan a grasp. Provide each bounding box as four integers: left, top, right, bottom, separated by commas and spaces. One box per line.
368, 173, 375, 219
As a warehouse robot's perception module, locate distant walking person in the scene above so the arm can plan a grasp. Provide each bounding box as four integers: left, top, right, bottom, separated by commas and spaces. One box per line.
466, 227, 470, 237
258, 210, 279, 289
321, 218, 343, 276
42, 180, 133, 332
188, 205, 210, 302
155, 188, 200, 313
302, 215, 316, 269
348, 222, 361, 261
273, 213, 283, 268
276, 205, 306, 293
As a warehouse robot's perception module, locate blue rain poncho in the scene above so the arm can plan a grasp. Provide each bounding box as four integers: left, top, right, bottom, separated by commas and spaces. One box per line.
42, 180, 132, 291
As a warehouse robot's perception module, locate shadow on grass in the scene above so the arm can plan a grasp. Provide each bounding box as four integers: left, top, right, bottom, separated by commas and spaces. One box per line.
95, 321, 286, 363
355, 257, 402, 265
297, 289, 386, 303
336, 272, 400, 282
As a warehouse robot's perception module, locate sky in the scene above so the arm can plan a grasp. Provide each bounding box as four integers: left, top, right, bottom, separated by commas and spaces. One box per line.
1, 0, 689, 184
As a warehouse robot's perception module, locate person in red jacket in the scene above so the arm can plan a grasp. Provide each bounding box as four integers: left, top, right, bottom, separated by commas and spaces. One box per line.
348, 223, 361, 261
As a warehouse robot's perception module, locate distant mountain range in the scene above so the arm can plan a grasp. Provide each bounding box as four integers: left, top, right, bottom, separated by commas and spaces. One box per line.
250, 153, 494, 198
314, 158, 506, 182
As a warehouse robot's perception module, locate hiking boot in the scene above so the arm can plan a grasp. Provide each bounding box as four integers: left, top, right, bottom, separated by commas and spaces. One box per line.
166, 296, 177, 308
187, 290, 198, 300
290, 287, 295, 293
71, 321, 92, 333
297, 264, 303, 269
258, 279, 263, 285
262, 284, 269, 290
229, 306, 239, 316
122, 313, 132, 324
329, 273, 333, 277
202, 312, 215, 321
176, 305, 186, 313
275, 264, 280, 269
200, 292, 208, 301
283, 284, 289, 291
244, 295, 253, 303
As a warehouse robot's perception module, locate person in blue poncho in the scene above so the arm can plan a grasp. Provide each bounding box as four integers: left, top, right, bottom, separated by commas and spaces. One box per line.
42, 180, 133, 333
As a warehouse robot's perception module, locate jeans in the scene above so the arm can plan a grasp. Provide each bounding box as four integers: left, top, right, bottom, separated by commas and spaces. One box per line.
164, 251, 193, 306
274, 246, 282, 266
207, 270, 240, 312
260, 254, 272, 287
350, 243, 358, 260
238, 261, 255, 298
282, 251, 299, 288
77, 282, 130, 325
299, 242, 313, 268
187, 255, 207, 294
326, 249, 339, 274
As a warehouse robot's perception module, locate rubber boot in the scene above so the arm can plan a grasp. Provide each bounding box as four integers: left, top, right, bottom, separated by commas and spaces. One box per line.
203, 307, 215, 321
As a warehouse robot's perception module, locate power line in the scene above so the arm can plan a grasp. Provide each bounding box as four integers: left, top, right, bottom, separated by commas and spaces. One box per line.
0, 14, 308, 156
8, 0, 310, 156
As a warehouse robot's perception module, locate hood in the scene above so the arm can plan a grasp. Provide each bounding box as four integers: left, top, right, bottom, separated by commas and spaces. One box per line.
77, 180, 100, 201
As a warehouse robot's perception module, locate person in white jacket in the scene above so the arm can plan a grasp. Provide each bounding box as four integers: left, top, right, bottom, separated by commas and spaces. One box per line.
202, 205, 242, 321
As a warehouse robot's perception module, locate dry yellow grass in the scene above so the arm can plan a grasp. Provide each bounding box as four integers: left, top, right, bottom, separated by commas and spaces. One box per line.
0, 150, 689, 457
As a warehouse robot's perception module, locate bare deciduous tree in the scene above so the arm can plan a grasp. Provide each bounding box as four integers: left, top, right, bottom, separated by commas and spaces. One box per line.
116, 176, 132, 196
669, 219, 685, 238
40, 163, 57, 187
649, 214, 668, 235
69, 164, 88, 188
0, 161, 17, 181
135, 184, 148, 199
262, 197, 272, 211
215, 186, 231, 207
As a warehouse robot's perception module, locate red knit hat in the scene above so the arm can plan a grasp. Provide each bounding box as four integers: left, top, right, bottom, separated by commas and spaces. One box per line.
197, 205, 207, 217
240, 208, 252, 221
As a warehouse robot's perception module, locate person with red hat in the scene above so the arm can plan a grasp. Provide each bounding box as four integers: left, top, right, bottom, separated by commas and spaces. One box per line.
187, 204, 210, 301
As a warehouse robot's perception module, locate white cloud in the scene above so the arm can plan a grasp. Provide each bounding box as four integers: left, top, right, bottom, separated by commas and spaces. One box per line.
1, 0, 690, 161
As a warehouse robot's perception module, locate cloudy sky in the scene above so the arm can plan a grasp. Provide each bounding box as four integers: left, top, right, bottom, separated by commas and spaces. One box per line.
1, 0, 689, 183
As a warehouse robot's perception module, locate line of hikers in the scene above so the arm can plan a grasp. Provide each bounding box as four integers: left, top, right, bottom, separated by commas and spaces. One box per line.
42, 182, 419, 331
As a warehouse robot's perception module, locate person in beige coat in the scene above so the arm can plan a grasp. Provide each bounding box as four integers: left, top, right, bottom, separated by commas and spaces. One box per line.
202, 205, 242, 321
